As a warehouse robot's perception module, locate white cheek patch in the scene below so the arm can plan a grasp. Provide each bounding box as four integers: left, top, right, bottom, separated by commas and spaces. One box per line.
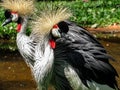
51, 28, 61, 38
11, 13, 18, 22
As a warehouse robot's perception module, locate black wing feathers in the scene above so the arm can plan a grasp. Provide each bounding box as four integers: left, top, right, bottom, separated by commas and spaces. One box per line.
54, 20, 118, 89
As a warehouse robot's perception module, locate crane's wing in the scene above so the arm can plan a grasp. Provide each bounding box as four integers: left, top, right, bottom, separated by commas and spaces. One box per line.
54, 20, 118, 89
17, 34, 36, 67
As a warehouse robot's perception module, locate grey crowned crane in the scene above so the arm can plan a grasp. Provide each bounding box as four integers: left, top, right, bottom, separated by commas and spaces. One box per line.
1, 0, 36, 67
1, 0, 119, 90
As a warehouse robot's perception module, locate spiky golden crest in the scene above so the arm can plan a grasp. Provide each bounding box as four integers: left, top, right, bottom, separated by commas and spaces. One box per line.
0, 0, 35, 16
31, 7, 72, 36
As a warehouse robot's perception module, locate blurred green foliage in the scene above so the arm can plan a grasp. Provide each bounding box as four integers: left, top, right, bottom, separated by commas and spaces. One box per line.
0, 40, 17, 51
0, 0, 120, 40
0, 8, 17, 40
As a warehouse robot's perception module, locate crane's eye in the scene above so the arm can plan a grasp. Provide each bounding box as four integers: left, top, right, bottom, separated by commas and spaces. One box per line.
11, 13, 19, 22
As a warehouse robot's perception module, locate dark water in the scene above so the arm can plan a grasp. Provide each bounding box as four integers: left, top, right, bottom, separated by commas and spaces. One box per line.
0, 51, 36, 90
0, 40, 120, 90
100, 40, 120, 89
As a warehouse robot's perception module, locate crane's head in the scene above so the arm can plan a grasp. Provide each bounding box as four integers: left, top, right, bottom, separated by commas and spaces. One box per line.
31, 7, 71, 48
2, 10, 21, 26
1, 0, 35, 26
51, 21, 69, 39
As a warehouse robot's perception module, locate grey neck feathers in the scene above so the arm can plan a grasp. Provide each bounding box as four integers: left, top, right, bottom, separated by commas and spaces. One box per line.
19, 16, 28, 34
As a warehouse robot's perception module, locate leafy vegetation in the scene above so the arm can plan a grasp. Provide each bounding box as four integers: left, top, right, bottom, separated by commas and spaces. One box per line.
1, 0, 120, 39
0, 40, 17, 51
0, 0, 120, 44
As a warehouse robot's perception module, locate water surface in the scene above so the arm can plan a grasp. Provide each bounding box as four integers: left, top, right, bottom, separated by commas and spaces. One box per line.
0, 40, 120, 90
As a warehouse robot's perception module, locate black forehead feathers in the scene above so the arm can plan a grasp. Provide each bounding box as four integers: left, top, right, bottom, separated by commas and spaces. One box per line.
58, 21, 69, 33
4, 10, 11, 19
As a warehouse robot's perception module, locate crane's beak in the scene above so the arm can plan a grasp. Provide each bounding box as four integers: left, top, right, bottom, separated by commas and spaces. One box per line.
2, 18, 12, 26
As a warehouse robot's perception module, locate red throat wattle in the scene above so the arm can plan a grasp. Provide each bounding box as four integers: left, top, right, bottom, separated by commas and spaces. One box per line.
48, 24, 59, 49
17, 24, 22, 32
10, 12, 21, 32
49, 39, 56, 49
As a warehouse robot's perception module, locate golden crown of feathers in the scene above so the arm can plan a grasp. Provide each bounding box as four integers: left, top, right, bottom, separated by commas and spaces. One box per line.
31, 7, 72, 35
0, 0, 35, 16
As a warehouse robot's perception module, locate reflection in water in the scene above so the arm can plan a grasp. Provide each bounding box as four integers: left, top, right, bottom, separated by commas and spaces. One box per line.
100, 40, 120, 89
0, 51, 36, 90
0, 40, 120, 90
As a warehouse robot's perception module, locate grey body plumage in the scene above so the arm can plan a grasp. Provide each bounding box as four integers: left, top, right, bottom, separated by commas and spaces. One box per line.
16, 17, 36, 67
